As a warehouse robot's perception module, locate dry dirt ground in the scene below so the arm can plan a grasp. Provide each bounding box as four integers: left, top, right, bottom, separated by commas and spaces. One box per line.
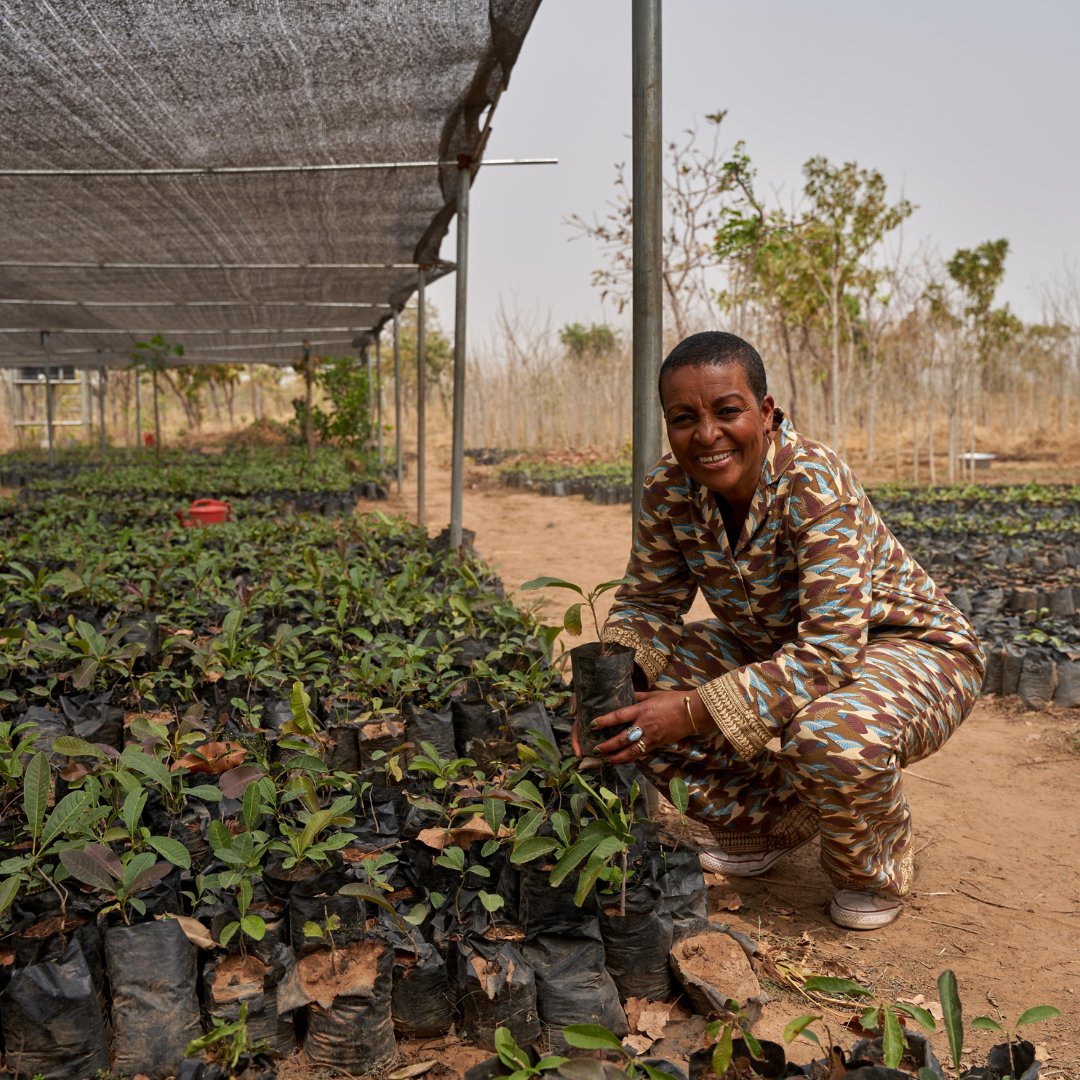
279, 452, 1080, 1080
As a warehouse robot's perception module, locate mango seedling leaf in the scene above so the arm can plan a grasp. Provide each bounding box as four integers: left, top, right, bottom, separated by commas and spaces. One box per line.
23, 751, 49, 837
40, 790, 90, 849
0, 876, 20, 918
894, 1002, 937, 1033
509, 836, 559, 865
1016, 1005, 1061, 1027
668, 776, 690, 816
937, 969, 964, 1074
121, 788, 148, 835
148, 835, 192, 870
783, 1015, 822, 1045
561, 1024, 625, 1051
51, 736, 109, 759
128, 859, 172, 896
712, 1025, 734, 1075
971, 1017, 1003, 1032
882, 1006, 904, 1070
521, 577, 584, 595
563, 603, 583, 636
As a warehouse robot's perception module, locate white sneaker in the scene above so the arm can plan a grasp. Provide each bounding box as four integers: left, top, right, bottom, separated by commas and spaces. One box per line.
698, 845, 799, 877
830, 889, 904, 930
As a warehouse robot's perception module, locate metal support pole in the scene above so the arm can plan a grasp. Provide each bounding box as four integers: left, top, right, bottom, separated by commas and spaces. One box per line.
416, 268, 427, 528
393, 312, 403, 495
449, 162, 471, 551
631, 0, 663, 535
364, 346, 373, 459
374, 333, 383, 467
303, 340, 315, 463
98, 366, 106, 450
135, 370, 142, 446
43, 367, 55, 467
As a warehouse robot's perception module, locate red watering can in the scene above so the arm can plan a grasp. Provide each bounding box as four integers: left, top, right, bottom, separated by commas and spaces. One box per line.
176, 498, 233, 528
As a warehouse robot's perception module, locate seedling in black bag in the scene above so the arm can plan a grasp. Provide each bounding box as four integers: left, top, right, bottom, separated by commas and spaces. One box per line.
937, 969, 1059, 1080
304, 911, 345, 974
521, 575, 633, 655
788, 976, 936, 1075
185, 1002, 268, 1074
492, 1024, 568, 1080
561, 1024, 681, 1080
431, 842, 506, 919
705, 999, 765, 1077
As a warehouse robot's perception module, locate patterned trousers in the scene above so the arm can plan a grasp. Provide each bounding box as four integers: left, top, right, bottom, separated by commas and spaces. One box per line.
644, 624, 984, 896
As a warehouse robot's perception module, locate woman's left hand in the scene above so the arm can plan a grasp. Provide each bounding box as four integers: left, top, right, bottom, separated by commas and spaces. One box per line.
591, 689, 702, 765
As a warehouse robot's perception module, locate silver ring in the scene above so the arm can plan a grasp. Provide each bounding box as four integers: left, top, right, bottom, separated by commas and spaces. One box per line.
625, 725, 643, 744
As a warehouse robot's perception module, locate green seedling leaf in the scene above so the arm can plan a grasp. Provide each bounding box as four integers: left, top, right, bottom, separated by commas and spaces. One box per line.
574, 836, 626, 906
509, 836, 559, 865
783, 1015, 822, 1045
512, 808, 544, 843
40, 790, 90, 849
402, 903, 428, 926
894, 1002, 936, 1033
742, 1030, 763, 1060
561, 1023, 624, 1051
148, 835, 192, 870
50, 736, 109, 759
882, 1006, 904, 1070
918, 1070, 939, 1080
121, 788, 148, 835
563, 603, 583, 636
303, 920, 325, 940
668, 776, 690, 816
23, 751, 49, 837
479, 891, 505, 913
802, 976, 873, 998
218, 921, 240, 948
1016, 1005, 1061, 1027
521, 577, 584, 596
0, 876, 19, 919
239, 914, 266, 941
712, 1025, 734, 1075
494, 1026, 526, 1071
482, 797, 505, 835
512, 779, 544, 808
338, 883, 398, 917
937, 969, 964, 1074
971, 1016, 1003, 1031
434, 845, 465, 871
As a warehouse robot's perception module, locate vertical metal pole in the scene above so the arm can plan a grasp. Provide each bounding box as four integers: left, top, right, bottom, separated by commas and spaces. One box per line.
449, 162, 471, 551
43, 366, 55, 467
364, 345, 373, 455
393, 311, 403, 495
374, 332, 384, 467
98, 366, 107, 450
135, 369, 143, 446
303, 341, 315, 462
631, 0, 663, 535
417, 268, 427, 527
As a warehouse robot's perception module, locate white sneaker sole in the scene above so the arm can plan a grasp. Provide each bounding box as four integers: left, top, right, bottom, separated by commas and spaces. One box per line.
698, 845, 798, 877
829, 892, 904, 930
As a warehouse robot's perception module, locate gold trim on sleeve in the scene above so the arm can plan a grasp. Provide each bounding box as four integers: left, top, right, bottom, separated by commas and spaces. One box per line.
697, 673, 773, 757
600, 624, 668, 685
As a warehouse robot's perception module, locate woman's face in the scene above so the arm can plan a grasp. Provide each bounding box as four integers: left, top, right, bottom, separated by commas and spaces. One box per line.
661, 361, 775, 510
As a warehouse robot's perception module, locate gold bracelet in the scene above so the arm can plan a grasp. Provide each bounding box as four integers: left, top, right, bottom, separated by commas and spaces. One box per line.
684, 693, 702, 734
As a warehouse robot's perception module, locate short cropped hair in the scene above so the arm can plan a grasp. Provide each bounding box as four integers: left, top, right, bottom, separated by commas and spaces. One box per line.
658, 332, 768, 405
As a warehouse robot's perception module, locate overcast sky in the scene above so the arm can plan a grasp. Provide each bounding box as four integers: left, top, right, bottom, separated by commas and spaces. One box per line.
427, 0, 1079, 349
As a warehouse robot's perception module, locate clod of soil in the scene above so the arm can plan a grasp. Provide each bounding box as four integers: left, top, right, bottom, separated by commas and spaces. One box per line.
209, 953, 269, 1004
670, 928, 761, 1016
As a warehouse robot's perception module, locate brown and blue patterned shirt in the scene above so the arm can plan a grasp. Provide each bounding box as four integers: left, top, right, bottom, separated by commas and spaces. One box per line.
602, 417, 985, 757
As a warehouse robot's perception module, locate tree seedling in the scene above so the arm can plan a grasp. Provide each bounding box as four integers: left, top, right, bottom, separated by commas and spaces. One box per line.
561, 1023, 680, 1080
705, 999, 765, 1077
521, 575, 633, 655
492, 1024, 568, 1080
303, 911, 346, 975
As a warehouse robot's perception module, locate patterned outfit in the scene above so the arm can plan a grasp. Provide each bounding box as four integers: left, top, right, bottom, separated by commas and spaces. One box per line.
602, 416, 985, 897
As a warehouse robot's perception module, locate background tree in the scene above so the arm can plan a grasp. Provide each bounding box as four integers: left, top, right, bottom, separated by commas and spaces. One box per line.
130, 334, 185, 458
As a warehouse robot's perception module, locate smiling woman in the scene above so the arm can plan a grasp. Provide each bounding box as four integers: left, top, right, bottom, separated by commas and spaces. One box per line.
586, 331, 986, 931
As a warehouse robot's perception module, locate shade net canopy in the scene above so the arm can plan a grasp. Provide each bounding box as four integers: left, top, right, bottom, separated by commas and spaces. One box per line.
0, 0, 540, 369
